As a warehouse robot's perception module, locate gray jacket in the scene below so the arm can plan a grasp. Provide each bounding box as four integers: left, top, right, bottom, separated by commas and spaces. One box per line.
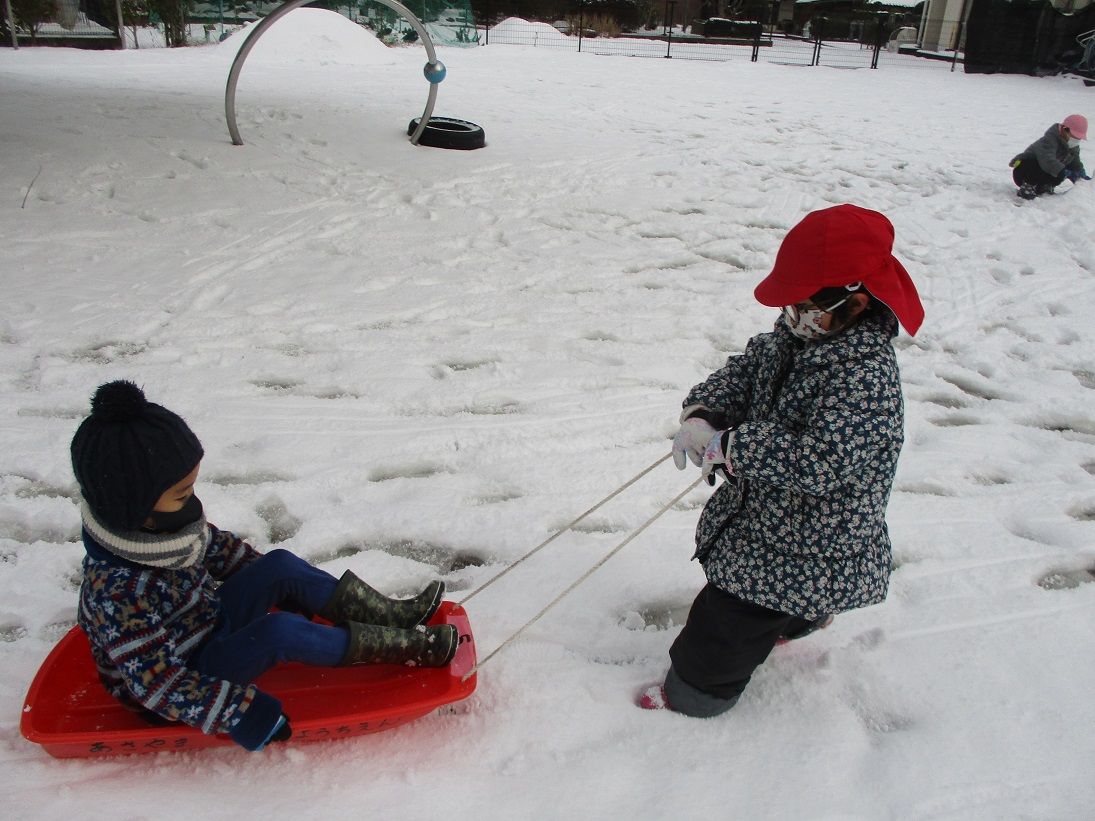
686, 311, 904, 620
1016, 123, 1084, 177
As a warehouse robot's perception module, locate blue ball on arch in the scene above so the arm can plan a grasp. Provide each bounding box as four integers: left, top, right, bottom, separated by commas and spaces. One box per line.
423, 61, 447, 84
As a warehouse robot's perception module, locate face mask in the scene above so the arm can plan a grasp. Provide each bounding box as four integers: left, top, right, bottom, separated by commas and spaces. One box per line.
1068, 137, 1081, 148
142, 494, 203, 534
781, 294, 852, 341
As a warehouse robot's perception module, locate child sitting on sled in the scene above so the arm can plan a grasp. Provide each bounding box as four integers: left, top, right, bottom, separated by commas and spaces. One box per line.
1010, 114, 1089, 200
71, 380, 456, 751
641, 204, 923, 717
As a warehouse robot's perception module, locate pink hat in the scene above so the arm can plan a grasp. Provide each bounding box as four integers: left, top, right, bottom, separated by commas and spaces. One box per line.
1062, 114, 1088, 140
754, 204, 924, 336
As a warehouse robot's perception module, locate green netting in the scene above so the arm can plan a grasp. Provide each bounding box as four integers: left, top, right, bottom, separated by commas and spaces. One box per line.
186, 2, 479, 48
357, 1, 479, 47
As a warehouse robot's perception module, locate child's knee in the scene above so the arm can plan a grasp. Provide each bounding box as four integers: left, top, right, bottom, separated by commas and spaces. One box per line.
260, 548, 302, 574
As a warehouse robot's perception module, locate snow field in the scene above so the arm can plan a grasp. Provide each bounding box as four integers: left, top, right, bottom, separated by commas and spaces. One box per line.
1, 10, 1094, 819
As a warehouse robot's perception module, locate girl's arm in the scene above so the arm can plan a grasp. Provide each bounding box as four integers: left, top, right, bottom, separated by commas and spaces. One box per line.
727, 357, 902, 495
683, 333, 766, 428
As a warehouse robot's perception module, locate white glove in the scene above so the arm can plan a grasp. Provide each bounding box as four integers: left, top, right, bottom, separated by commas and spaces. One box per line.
672, 417, 718, 470
701, 430, 734, 483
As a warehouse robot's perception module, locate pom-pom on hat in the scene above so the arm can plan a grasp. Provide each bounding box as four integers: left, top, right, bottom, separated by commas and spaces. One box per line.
754, 204, 924, 336
71, 381, 204, 531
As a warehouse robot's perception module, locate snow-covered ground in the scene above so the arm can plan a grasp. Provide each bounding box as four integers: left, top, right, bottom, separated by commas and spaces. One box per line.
2, 9, 1094, 819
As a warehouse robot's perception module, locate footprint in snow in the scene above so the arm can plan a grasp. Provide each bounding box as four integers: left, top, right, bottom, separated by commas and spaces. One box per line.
431, 359, 497, 379
927, 413, 982, 428
0, 516, 79, 546
36, 621, 76, 643
312, 539, 488, 580
251, 378, 302, 393
1072, 371, 1095, 390
367, 462, 451, 482
255, 498, 302, 544
1036, 566, 1095, 590
65, 340, 148, 364
919, 394, 969, 410
12, 477, 78, 502
468, 489, 523, 506
0, 622, 28, 643
205, 471, 292, 487
619, 600, 692, 632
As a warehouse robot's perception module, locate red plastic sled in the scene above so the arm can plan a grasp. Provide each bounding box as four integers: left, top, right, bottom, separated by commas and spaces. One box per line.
21, 602, 476, 759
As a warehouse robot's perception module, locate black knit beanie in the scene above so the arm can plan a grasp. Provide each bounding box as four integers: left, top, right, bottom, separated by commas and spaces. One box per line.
71, 381, 204, 531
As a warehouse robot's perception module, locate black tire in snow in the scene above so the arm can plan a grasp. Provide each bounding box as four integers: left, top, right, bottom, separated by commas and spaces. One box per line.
408, 117, 486, 150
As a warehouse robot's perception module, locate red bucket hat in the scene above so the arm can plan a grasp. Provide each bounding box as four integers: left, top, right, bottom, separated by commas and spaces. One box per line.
754, 204, 924, 336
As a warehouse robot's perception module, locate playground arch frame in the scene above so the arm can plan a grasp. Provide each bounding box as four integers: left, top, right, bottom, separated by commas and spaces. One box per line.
224, 0, 442, 146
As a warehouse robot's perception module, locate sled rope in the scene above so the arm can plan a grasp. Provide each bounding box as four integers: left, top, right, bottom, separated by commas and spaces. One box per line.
463, 476, 703, 682
458, 453, 672, 606
21, 165, 42, 209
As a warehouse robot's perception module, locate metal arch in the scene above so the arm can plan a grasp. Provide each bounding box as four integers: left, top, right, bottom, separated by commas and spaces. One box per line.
225, 0, 440, 147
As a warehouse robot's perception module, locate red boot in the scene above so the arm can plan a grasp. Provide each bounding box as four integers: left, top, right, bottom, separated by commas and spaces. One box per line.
637, 684, 671, 711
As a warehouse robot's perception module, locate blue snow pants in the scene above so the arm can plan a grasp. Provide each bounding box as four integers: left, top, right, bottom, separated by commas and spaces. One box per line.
193, 549, 349, 684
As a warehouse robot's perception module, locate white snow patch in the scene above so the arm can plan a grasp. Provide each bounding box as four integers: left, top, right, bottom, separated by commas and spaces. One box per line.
218, 8, 397, 66
488, 16, 571, 45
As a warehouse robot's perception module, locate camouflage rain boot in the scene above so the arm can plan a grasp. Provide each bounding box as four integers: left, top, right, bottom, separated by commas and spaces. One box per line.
340, 621, 458, 668
321, 570, 444, 629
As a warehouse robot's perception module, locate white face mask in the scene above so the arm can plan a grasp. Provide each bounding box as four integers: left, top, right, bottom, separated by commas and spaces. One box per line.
781, 295, 852, 341
1068, 137, 1081, 148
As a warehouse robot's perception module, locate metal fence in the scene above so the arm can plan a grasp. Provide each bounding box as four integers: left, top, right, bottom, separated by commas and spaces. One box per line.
2, 0, 120, 47
1, 1, 478, 49
479, 16, 970, 72
1, 0, 966, 72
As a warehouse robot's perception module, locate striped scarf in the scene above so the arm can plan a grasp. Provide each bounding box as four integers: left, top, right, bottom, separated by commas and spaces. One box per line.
80, 501, 211, 569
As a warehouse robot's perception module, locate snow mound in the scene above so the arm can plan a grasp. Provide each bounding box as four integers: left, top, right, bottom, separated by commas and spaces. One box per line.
218, 8, 396, 66
488, 17, 570, 45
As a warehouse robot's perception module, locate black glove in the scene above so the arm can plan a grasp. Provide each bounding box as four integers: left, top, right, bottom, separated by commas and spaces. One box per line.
271, 716, 292, 743
257, 714, 292, 750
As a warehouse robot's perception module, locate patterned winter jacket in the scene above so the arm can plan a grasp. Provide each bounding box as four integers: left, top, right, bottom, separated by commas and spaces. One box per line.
78, 525, 281, 747
686, 310, 904, 620
1015, 123, 1086, 178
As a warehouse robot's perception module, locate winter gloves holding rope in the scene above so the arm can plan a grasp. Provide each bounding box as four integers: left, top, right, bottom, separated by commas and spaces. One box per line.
671, 406, 733, 485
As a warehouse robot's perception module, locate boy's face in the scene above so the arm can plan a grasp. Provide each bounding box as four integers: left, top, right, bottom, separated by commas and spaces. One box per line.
151, 462, 201, 513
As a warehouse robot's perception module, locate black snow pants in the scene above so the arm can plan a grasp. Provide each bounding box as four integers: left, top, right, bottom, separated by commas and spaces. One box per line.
666, 583, 816, 717
1011, 153, 1066, 190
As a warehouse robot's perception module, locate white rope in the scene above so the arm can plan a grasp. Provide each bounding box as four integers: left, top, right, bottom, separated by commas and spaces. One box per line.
21, 165, 41, 209
462, 477, 703, 682
458, 453, 672, 606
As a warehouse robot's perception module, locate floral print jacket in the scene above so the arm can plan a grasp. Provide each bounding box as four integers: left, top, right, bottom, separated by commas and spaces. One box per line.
685, 310, 904, 619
